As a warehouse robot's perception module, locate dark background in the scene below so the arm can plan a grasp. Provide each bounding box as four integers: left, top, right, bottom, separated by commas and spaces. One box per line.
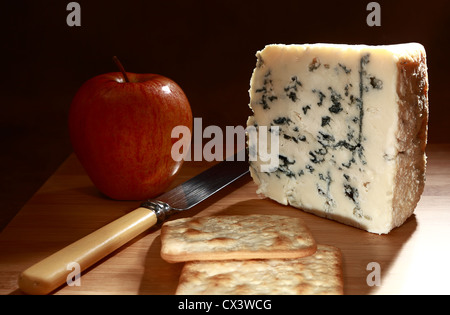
1, 0, 449, 230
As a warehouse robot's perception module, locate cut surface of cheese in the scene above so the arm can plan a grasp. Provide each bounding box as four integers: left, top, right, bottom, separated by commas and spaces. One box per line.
247, 43, 428, 234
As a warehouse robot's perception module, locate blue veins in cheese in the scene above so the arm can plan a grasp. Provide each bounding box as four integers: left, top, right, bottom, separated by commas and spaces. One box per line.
247, 43, 429, 234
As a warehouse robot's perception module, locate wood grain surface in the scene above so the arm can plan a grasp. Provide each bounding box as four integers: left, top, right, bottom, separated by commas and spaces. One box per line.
1, 144, 450, 295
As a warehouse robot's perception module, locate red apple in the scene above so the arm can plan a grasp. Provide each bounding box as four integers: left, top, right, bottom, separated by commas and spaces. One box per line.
69, 58, 193, 200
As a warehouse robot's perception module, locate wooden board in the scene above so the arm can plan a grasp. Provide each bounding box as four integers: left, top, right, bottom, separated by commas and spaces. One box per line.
1, 144, 450, 295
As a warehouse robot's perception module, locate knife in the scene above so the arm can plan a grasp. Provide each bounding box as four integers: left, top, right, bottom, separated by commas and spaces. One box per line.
18, 151, 249, 295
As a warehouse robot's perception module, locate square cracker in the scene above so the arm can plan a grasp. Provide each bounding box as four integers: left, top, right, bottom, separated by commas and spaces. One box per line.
160, 214, 316, 263
175, 244, 343, 295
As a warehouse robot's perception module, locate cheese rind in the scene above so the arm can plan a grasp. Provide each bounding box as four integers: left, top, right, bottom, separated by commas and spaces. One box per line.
247, 43, 428, 234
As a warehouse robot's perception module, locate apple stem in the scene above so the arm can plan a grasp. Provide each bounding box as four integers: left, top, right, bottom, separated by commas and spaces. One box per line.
112, 56, 130, 83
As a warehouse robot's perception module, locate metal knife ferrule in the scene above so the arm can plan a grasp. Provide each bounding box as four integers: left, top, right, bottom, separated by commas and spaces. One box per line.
140, 199, 173, 224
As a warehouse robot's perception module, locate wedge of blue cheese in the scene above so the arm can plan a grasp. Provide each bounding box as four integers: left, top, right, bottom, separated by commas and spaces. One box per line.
247, 43, 428, 234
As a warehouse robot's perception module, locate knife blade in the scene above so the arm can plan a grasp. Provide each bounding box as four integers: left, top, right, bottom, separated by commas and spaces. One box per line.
141, 151, 249, 221
18, 151, 249, 295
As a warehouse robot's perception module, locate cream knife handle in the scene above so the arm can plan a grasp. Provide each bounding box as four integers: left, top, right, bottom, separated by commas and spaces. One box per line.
18, 207, 158, 295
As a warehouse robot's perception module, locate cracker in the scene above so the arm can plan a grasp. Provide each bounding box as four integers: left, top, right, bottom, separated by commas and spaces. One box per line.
160, 215, 317, 263
175, 244, 343, 295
